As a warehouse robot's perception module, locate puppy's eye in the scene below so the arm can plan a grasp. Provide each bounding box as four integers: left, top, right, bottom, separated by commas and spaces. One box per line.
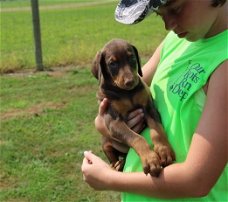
109, 61, 119, 75
109, 61, 118, 68
129, 56, 137, 65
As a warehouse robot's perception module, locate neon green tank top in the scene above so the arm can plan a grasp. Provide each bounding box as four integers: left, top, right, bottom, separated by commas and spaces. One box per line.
122, 30, 228, 202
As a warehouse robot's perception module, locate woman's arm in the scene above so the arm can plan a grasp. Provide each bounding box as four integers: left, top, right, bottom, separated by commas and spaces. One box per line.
82, 61, 227, 198
142, 43, 163, 85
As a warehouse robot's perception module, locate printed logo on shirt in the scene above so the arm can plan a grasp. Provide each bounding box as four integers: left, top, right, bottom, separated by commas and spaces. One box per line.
169, 60, 206, 101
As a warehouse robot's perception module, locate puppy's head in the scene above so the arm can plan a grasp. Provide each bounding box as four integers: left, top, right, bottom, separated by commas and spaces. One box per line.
92, 39, 142, 90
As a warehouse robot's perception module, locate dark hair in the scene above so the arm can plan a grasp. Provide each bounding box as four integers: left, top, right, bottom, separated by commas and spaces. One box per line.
211, 0, 226, 6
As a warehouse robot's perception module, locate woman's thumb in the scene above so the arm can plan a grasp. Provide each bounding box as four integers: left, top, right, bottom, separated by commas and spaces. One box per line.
99, 98, 109, 115
84, 151, 94, 164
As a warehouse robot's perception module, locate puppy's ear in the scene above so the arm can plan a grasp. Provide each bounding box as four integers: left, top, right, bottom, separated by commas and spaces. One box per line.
92, 51, 109, 80
99, 52, 110, 80
132, 45, 143, 77
92, 51, 102, 79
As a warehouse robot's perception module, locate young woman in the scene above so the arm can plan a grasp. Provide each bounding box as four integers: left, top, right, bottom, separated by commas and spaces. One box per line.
81, 0, 228, 201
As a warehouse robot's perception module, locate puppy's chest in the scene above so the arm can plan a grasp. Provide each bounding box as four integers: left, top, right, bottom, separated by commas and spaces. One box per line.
110, 89, 149, 119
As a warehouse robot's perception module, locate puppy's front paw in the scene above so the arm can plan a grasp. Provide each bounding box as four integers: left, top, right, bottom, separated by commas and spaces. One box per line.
142, 151, 162, 177
154, 144, 175, 167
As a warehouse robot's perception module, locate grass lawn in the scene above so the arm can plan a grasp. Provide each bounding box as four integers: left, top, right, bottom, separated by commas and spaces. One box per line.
0, 0, 167, 73
0, 0, 113, 8
0, 0, 168, 201
0, 67, 120, 201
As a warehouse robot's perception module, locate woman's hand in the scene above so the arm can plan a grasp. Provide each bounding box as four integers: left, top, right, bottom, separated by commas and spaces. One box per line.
127, 108, 145, 133
94, 98, 110, 136
81, 151, 114, 190
95, 98, 145, 134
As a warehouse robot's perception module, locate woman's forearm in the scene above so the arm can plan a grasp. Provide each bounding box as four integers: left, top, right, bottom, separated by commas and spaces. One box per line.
106, 162, 205, 199
106, 129, 227, 199
82, 131, 226, 199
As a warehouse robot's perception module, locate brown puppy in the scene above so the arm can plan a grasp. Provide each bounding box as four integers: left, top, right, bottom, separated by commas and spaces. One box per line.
92, 39, 175, 177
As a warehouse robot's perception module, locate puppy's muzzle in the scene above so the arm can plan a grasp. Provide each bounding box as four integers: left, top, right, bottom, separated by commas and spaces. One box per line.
124, 77, 135, 88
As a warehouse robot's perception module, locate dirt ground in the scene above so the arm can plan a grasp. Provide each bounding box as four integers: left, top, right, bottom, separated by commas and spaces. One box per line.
0, 66, 77, 121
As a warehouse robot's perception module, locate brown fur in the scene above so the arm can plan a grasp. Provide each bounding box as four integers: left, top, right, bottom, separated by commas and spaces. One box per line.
92, 39, 175, 177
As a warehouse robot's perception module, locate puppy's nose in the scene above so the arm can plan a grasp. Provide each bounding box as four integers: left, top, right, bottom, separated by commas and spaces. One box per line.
124, 78, 134, 88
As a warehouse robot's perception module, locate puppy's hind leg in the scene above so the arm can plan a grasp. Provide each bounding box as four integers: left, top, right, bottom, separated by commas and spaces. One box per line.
102, 136, 125, 171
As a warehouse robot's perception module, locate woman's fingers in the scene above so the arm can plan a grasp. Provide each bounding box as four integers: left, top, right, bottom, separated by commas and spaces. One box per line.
127, 108, 144, 129
97, 100, 145, 133
99, 98, 109, 115
131, 119, 146, 133
83, 151, 93, 164
127, 108, 143, 120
